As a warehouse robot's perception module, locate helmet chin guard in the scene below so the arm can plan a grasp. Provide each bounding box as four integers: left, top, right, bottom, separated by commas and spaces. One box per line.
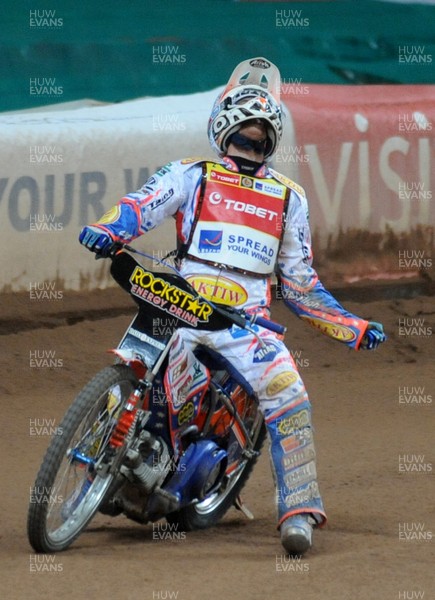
208, 57, 283, 160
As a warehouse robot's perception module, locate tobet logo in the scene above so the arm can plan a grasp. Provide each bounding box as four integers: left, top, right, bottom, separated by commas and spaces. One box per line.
208, 192, 278, 221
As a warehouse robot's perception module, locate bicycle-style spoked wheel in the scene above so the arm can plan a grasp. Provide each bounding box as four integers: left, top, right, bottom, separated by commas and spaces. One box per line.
27, 365, 138, 552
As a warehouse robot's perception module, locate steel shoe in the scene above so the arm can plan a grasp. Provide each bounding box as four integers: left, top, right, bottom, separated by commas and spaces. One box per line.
280, 514, 313, 556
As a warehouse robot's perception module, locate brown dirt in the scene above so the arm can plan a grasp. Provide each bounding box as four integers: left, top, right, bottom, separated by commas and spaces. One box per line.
0, 288, 434, 600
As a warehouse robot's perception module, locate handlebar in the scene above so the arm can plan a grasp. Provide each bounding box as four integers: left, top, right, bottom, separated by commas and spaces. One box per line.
107, 242, 287, 337
249, 314, 286, 336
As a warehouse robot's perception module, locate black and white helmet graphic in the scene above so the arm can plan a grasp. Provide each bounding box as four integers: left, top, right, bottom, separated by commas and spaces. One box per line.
208, 57, 283, 160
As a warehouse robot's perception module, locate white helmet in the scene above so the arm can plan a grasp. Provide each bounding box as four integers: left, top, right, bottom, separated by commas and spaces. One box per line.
208, 57, 283, 160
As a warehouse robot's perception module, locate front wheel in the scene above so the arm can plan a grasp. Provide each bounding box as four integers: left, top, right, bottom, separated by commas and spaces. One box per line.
27, 365, 138, 552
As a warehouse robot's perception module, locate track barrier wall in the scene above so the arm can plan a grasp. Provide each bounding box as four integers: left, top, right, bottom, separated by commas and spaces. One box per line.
1, 84, 434, 292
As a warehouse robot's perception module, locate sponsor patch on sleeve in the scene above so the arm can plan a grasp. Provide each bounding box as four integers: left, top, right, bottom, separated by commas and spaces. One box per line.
180, 157, 206, 165
269, 168, 306, 197
97, 205, 121, 225
300, 316, 357, 342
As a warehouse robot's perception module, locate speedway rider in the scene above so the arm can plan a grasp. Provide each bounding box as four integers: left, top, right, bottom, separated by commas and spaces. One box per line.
79, 57, 386, 556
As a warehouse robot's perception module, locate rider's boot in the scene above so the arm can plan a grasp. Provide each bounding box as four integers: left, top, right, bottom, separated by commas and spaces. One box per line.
280, 513, 314, 556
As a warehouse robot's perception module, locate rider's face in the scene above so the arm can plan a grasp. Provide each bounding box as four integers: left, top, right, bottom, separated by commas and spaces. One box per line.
238, 120, 267, 141
227, 120, 267, 163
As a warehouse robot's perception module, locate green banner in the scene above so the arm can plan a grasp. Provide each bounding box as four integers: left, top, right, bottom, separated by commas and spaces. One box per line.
2, 0, 434, 112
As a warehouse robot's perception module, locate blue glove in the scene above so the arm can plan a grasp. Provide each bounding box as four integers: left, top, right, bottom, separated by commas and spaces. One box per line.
360, 321, 386, 350
79, 226, 114, 256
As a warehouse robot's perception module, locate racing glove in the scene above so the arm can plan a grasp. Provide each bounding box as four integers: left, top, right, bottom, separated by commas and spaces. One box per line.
360, 321, 386, 350
79, 226, 114, 257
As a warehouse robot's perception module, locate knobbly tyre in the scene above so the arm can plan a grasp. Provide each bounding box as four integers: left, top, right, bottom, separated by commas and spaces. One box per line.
27, 244, 287, 552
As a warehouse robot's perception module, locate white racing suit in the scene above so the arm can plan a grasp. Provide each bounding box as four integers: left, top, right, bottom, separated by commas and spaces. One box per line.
92, 156, 369, 529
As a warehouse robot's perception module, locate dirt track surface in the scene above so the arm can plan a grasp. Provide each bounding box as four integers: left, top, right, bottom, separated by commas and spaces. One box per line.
1, 289, 434, 600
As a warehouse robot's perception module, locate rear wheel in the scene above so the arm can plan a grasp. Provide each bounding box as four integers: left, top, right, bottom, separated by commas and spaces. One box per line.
27, 365, 138, 552
167, 383, 266, 531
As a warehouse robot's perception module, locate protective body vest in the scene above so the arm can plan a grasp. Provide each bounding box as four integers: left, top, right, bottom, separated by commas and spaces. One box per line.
184, 162, 288, 276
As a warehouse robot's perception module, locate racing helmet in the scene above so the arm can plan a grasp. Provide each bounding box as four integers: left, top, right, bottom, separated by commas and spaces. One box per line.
208, 57, 283, 160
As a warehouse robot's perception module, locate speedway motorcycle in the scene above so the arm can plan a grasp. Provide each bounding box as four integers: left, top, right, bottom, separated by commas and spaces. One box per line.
27, 245, 285, 552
